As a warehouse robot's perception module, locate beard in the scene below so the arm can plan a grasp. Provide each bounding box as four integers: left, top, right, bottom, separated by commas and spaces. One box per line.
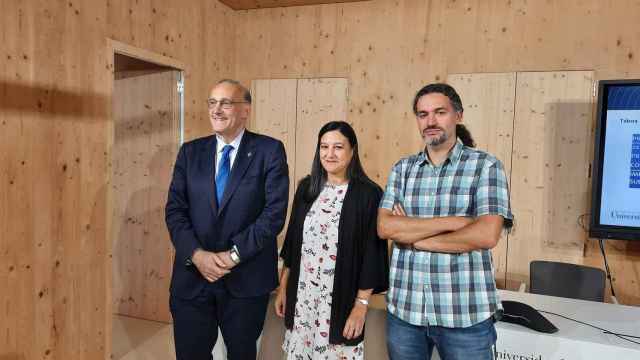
423, 128, 448, 147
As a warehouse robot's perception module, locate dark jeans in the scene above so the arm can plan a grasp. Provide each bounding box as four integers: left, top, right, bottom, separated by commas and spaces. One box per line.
386, 312, 497, 360
170, 282, 270, 360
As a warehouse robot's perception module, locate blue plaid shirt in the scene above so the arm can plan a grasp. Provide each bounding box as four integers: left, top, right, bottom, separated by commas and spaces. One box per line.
380, 140, 513, 328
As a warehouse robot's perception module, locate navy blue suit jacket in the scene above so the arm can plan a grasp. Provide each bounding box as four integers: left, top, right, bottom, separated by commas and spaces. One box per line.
165, 130, 289, 299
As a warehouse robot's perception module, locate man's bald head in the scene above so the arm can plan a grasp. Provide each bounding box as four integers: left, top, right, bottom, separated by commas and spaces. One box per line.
214, 79, 252, 104
208, 79, 252, 143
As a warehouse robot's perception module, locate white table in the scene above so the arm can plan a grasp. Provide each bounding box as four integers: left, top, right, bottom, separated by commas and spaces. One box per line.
209, 290, 640, 360
491, 290, 640, 360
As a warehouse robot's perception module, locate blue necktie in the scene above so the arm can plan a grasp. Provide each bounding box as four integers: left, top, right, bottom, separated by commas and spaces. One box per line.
216, 145, 233, 203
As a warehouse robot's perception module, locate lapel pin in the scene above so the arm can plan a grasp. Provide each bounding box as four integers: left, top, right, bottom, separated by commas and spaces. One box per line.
247, 152, 252, 157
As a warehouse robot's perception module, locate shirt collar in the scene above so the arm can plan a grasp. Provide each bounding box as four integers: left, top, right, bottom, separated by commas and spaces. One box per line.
419, 138, 465, 167
216, 129, 245, 153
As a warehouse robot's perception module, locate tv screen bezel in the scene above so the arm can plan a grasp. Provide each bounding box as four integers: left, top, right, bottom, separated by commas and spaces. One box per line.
589, 79, 640, 241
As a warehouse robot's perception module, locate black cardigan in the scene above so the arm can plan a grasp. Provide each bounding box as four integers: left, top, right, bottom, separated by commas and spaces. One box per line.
280, 176, 389, 346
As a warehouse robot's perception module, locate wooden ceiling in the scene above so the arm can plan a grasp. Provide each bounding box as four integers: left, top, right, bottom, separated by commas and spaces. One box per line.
219, 0, 368, 10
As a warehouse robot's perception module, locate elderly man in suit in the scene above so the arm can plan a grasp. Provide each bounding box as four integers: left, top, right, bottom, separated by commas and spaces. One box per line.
165, 79, 289, 360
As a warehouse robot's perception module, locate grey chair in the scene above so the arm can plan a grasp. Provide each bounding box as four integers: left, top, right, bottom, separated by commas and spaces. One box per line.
529, 260, 606, 302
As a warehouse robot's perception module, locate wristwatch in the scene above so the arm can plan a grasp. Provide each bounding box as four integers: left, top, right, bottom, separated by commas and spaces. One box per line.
229, 246, 241, 264
355, 297, 369, 306
186, 247, 202, 266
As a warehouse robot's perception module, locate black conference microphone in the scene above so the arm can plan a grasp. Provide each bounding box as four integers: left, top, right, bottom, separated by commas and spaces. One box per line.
497, 300, 559, 334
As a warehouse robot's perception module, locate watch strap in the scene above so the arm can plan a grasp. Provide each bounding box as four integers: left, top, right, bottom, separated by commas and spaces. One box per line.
229, 246, 241, 264
355, 297, 369, 306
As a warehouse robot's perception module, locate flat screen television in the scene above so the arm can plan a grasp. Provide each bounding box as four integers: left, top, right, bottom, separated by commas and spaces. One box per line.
590, 79, 640, 240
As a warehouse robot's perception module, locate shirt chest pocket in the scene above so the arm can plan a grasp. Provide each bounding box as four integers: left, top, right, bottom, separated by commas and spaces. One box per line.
443, 187, 475, 215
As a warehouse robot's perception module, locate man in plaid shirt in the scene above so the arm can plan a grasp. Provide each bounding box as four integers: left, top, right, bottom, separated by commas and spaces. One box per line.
378, 83, 513, 360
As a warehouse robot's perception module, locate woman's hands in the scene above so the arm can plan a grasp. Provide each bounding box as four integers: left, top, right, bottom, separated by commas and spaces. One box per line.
274, 285, 286, 318
342, 300, 367, 339
274, 267, 289, 318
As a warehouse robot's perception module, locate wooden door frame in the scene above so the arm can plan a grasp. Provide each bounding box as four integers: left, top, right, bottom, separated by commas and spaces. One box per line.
105, 39, 184, 360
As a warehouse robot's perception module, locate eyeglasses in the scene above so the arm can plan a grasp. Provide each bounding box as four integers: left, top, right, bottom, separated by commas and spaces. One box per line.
207, 98, 248, 110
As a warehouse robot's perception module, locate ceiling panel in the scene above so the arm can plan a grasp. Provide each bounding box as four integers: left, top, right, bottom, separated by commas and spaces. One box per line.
219, 0, 368, 10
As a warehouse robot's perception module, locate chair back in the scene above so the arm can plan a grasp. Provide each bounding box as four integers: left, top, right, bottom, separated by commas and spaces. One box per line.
529, 260, 606, 302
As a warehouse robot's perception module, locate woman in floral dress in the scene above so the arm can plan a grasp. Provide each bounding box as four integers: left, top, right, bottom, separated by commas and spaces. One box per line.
275, 121, 389, 359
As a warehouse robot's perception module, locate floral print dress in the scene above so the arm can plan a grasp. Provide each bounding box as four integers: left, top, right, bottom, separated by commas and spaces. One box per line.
283, 183, 364, 360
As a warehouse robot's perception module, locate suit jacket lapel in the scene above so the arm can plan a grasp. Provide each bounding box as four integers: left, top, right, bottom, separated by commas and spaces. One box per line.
218, 131, 256, 213
204, 136, 218, 215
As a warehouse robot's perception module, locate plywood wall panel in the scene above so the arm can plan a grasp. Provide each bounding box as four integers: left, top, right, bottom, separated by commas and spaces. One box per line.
250, 78, 348, 248
235, 0, 449, 187
235, 0, 640, 304
1, 0, 110, 358
584, 240, 640, 304
508, 71, 594, 282
294, 78, 348, 182
47, 0, 110, 357
340, 0, 428, 184
112, 69, 178, 323
250, 79, 298, 246
220, 0, 368, 10
447, 73, 516, 176
143, 72, 180, 321
107, 0, 237, 140
251, 79, 298, 155
1, 2, 36, 359
447, 72, 516, 288
1, 0, 236, 358
2, 1, 640, 358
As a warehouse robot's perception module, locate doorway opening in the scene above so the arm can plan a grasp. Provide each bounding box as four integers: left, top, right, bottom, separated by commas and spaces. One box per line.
109, 41, 183, 359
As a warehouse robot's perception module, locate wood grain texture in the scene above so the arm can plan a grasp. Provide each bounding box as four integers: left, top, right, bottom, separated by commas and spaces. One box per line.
112, 67, 179, 323
250, 79, 298, 247
508, 71, 594, 282
446, 73, 516, 176
447, 72, 516, 289
234, 0, 640, 305
294, 78, 348, 183
3, 1, 640, 359
250, 79, 298, 196
0, 0, 236, 358
250, 78, 348, 249
219, 0, 369, 10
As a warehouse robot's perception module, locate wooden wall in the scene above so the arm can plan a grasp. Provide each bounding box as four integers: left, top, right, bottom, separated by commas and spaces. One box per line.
234, 0, 640, 305
111, 66, 180, 323
219, 0, 369, 10
449, 71, 595, 290
447, 72, 516, 288
3, 0, 640, 358
0, 1, 235, 359
251, 78, 348, 247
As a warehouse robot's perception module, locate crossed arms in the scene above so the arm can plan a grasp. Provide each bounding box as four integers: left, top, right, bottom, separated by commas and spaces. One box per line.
377, 204, 504, 253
